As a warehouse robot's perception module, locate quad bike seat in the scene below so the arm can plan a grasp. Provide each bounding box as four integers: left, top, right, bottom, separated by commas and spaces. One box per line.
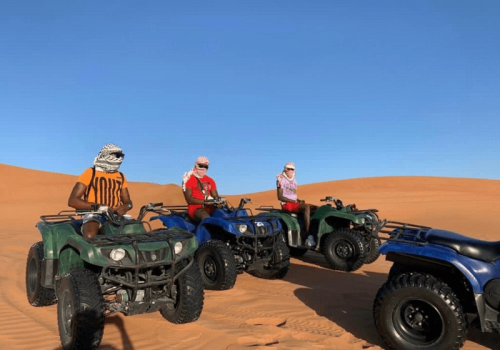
423, 229, 500, 262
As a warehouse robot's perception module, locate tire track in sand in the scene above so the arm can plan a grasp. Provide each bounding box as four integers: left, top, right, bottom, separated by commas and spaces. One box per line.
0, 290, 60, 350
204, 304, 345, 338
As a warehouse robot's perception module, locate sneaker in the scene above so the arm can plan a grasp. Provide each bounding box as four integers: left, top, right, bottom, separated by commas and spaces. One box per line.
305, 235, 316, 247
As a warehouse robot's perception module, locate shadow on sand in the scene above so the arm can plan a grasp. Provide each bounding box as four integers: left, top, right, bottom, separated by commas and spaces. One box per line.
52, 314, 134, 350
284, 254, 387, 348
285, 252, 500, 350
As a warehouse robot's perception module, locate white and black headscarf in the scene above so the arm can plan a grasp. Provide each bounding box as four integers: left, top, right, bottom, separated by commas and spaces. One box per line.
182, 156, 210, 191
93, 143, 124, 173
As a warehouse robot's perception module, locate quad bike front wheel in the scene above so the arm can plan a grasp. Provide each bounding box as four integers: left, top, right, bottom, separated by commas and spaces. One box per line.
248, 239, 291, 279
322, 228, 367, 272
57, 269, 104, 350
195, 240, 237, 290
161, 261, 204, 324
26, 241, 57, 306
364, 236, 381, 264
373, 272, 468, 350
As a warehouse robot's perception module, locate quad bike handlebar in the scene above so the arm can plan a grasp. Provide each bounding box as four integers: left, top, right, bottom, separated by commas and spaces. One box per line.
136, 202, 172, 221
320, 196, 345, 210
203, 197, 256, 213
204, 196, 228, 207
73, 205, 126, 226
237, 197, 256, 209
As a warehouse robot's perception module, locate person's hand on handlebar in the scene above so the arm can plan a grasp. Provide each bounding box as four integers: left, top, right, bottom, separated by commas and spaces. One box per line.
112, 202, 132, 216
205, 196, 226, 208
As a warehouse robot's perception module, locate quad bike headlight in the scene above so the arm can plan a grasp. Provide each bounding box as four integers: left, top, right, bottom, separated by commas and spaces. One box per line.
174, 242, 183, 254
110, 248, 126, 261
237, 224, 248, 233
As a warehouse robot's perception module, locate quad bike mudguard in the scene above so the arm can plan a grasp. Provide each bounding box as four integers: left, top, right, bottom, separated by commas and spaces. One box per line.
257, 212, 301, 246
380, 227, 500, 294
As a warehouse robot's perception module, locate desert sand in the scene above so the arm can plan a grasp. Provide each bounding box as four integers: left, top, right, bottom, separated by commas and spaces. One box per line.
1, 163, 500, 350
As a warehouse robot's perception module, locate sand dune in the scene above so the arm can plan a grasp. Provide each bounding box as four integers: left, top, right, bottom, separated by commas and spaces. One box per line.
1, 163, 499, 350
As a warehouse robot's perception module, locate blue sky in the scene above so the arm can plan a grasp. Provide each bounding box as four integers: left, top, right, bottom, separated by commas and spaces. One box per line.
1, 1, 499, 194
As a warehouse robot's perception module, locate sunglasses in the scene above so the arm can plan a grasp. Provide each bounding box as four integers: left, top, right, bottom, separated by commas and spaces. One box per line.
197, 164, 209, 169
111, 152, 125, 158
286, 168, 295, 171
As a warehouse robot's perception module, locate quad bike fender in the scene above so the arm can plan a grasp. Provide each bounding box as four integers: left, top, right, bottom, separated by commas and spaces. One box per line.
381, 242, 494, 294
195, 216, 282, 246
258, 212, 308, 247
38, 221, 125, 265
194, 217, 247, 245
150, 215, 197, 232
37, 221, 87, 259
313, 206, 365, 227
257, 212, 300, 231
257, 212, 300, 246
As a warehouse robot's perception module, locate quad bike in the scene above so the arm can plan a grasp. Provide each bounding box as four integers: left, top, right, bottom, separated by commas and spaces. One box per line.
147, 198, 290, 291
256, 196, 383, 272
26, 203, 204, 350
373, 221, 500, 350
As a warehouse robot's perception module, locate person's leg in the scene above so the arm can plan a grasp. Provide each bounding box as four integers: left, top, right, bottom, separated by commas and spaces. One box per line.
299, 202, 316, 246
304, 205, 311, 234
194, 208, 210, 222
81, 214, 106, 239
82, 221, 100, 239
299, 202, 310, 234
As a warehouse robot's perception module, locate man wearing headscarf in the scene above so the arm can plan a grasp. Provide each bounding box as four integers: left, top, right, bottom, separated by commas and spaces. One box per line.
276, 162, 316, 246
182, 156, 219, 222
68, 143, 133, 238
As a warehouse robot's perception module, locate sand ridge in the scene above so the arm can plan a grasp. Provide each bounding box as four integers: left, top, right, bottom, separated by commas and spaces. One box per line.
1, 163, 499, 349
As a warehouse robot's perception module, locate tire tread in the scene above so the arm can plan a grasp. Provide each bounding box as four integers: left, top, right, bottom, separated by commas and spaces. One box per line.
196, 240, 237, 290
57, 269, 104, 350
373, 272, 467, 350
322, 228, 367, 272
26, 241, 57, 307
161, 262, 204, 324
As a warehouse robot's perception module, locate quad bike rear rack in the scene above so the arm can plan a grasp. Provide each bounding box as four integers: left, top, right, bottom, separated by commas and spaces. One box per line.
378, 221, 432, 246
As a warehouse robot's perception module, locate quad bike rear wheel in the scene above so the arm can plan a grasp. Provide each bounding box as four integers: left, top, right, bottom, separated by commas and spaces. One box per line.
196, 240, 237, 290
322, 228, 367, 272
248, 239, 290, 279
373, 272, 467, 350
26, 241, 57, 306
57, 269, 104, 350
161, 261, 204, 324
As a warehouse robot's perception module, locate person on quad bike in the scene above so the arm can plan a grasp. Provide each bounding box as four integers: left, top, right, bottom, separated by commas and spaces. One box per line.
182, 156, 220, 222
276, 162, 316, 246
68, 143, 133, 239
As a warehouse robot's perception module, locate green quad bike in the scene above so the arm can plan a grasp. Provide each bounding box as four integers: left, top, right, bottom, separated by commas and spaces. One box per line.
257, 196, 384, 272
25, 203, 204, 350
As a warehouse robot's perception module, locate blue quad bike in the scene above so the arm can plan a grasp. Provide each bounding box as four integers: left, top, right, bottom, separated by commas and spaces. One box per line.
143, 198, 290, 291
373, 221, 500, 350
